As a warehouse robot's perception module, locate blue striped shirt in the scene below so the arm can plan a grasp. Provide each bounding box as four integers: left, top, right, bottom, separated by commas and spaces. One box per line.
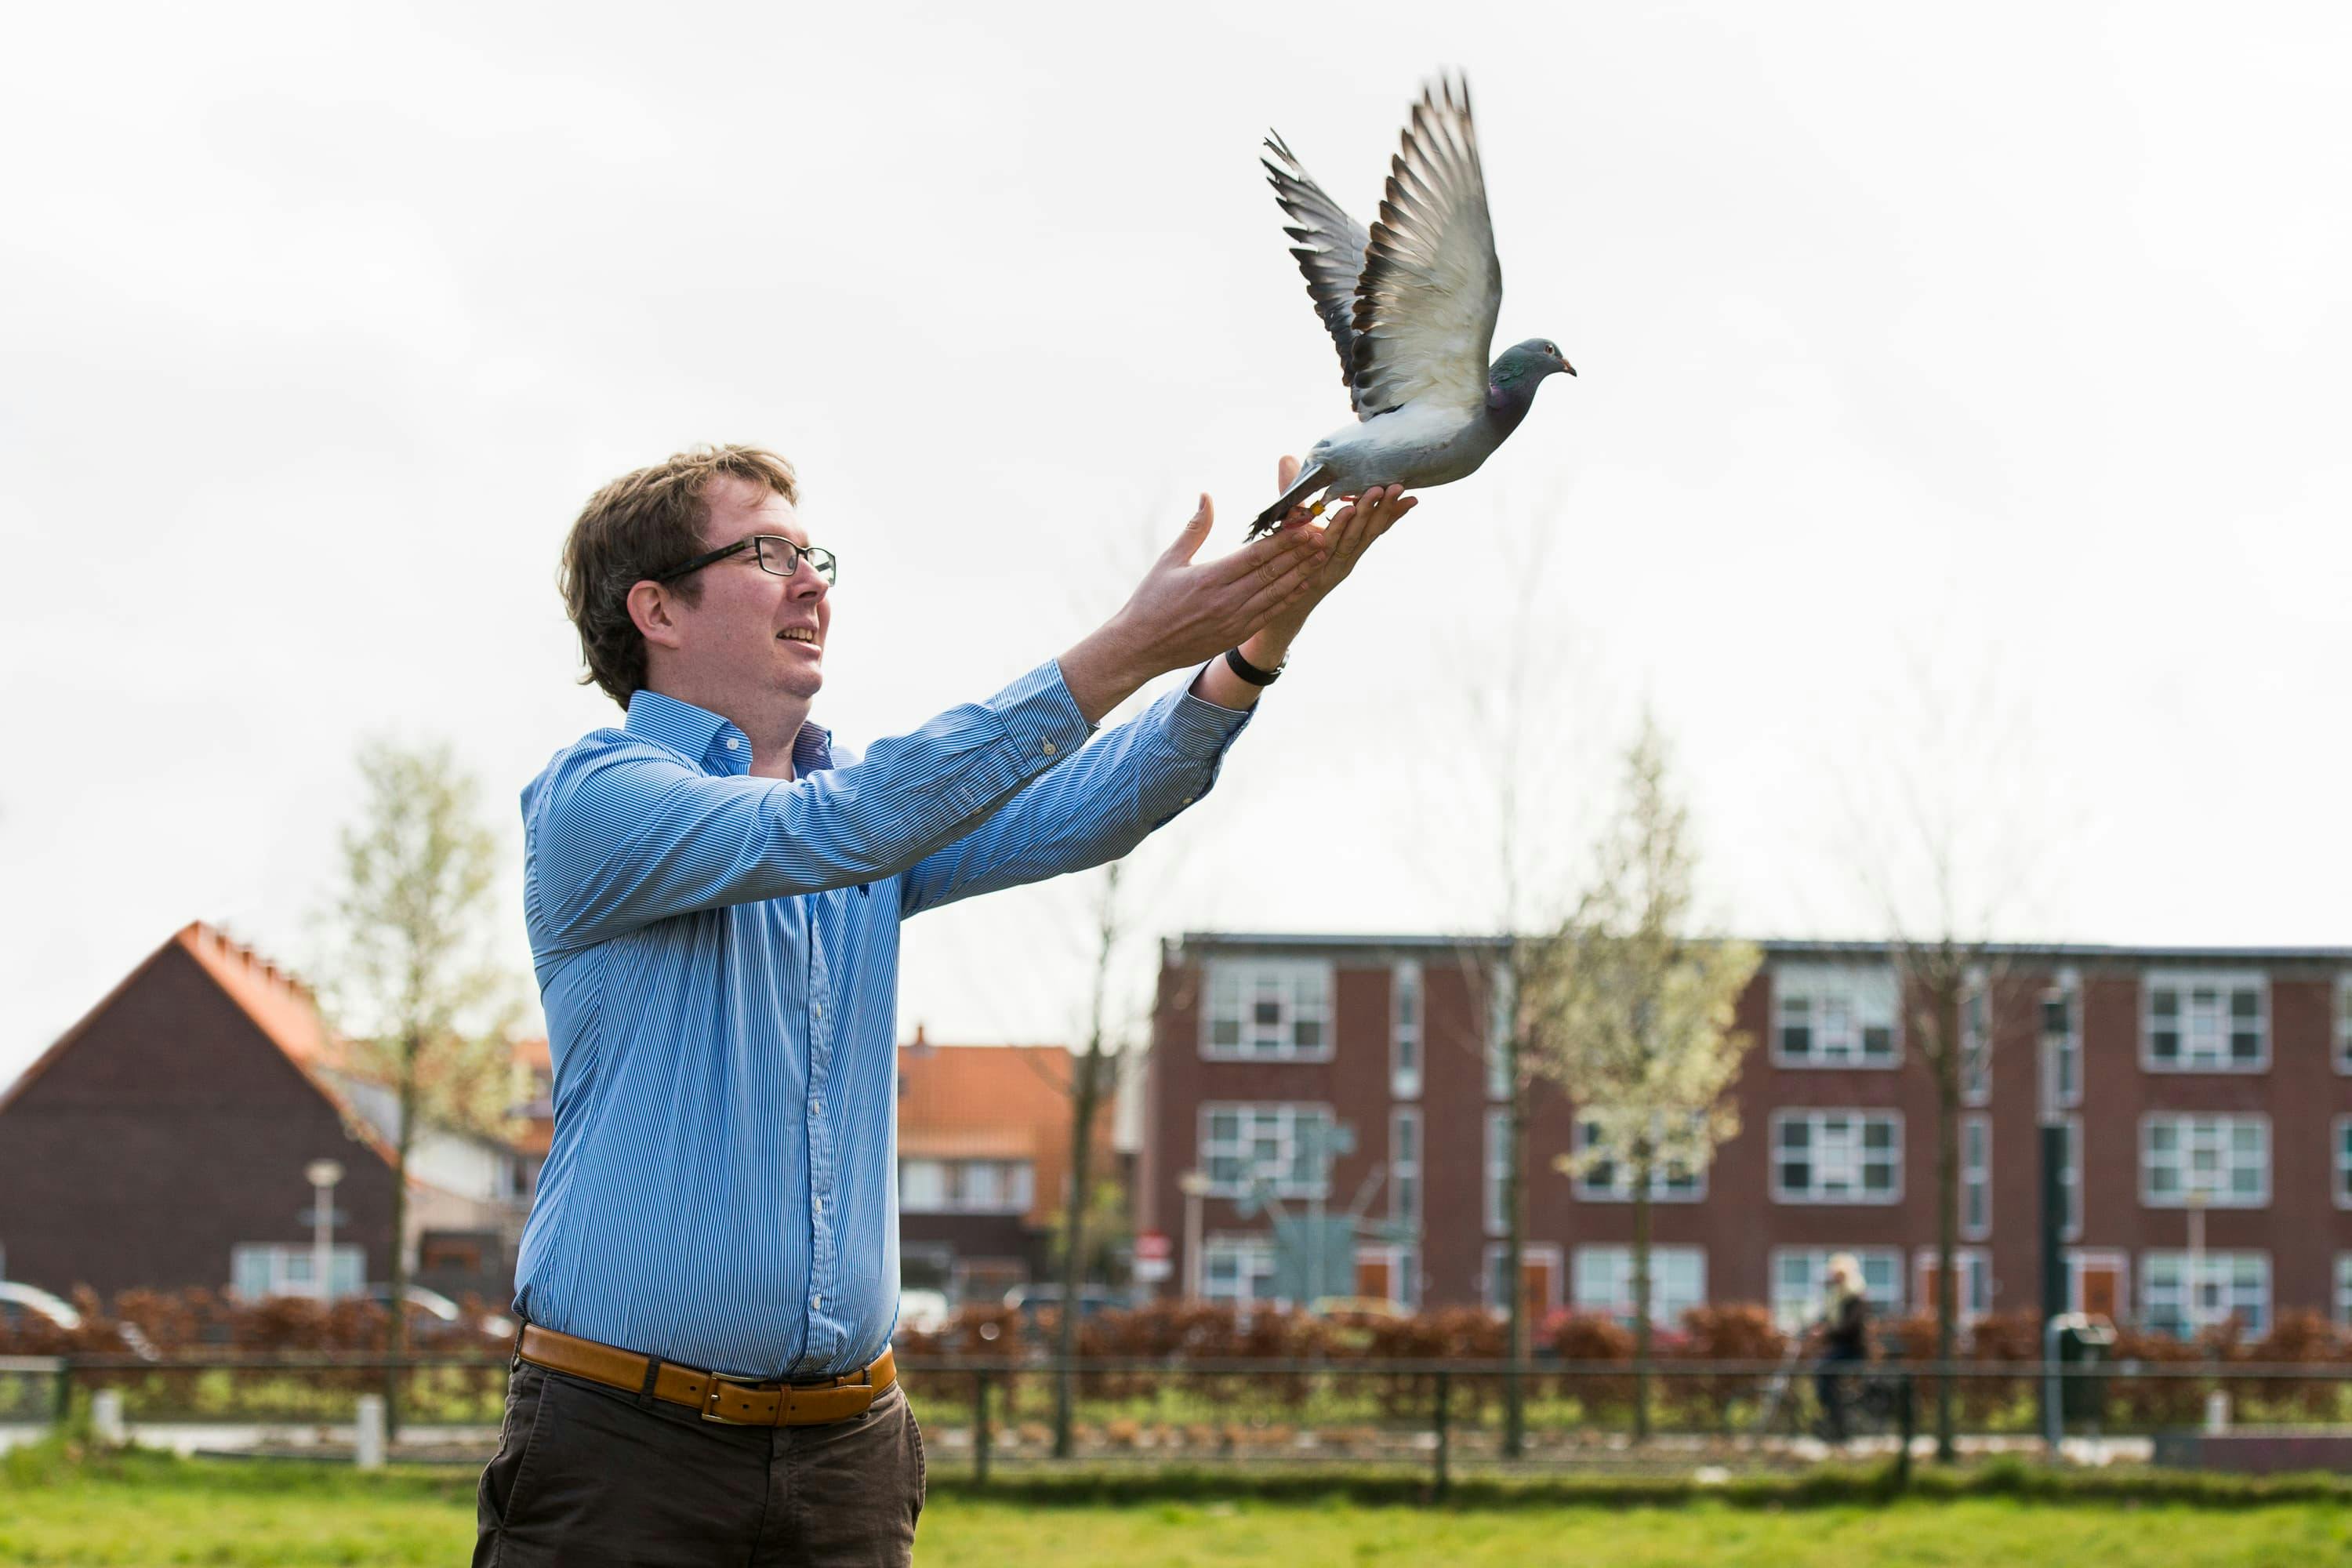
513, 659, 1249, 1378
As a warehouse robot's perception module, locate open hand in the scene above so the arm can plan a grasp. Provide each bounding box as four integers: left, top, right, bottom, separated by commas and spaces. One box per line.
1243, 455, 1416, 662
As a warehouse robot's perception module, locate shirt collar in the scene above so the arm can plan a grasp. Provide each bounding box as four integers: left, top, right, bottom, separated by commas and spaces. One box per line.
625, 689, 833, 779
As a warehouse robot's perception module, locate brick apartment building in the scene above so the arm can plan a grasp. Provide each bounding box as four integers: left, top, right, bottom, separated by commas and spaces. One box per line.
1139, 933, 2352, 1337
895, 1032, 1115, 1305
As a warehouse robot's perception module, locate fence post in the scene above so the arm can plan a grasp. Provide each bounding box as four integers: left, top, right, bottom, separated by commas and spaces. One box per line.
354, 1394, 387, 1471
90, 1388, 125, 1448
1895, 1373, 1915, 1490
52, 1358, 74, 1429
973, 1369, 992, 1486
1432, 1370, 1451, 1500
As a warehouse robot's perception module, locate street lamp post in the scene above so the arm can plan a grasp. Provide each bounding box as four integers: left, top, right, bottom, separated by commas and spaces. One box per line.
1178, 1170, 1211, 1301
305, 1160, 345, 1304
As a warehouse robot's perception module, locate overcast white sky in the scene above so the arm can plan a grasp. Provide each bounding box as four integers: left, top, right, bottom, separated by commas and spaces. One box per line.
4, 2, 2347, 1089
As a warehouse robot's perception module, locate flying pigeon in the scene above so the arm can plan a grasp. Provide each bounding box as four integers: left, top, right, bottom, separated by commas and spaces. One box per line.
1250, 77, 1574, 537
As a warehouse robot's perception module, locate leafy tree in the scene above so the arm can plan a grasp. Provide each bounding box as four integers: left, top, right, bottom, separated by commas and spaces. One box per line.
324, 739, 515, 1439
1530, 713, 1759, 1440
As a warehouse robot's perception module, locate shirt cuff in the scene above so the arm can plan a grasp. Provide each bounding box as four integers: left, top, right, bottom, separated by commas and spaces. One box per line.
991, 659, 1096, 772
1162, 665, 1258, 753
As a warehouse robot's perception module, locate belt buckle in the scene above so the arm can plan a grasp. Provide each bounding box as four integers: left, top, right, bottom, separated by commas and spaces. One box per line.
701, 1374, 770, 1425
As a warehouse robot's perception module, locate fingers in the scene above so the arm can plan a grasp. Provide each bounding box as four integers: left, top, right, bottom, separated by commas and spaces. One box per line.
1160, 494, 1214, 565
1277, 454, 1301, 489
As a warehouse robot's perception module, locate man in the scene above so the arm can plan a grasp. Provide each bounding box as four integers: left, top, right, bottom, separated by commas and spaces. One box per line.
474, 444, 1411, 1565
1811, 1252, 1872, 1444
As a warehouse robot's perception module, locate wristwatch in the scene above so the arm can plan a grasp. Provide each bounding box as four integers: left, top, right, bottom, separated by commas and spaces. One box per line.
1224, 646, 1284, 687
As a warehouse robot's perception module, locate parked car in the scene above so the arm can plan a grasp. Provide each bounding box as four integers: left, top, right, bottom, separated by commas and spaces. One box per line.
1001, 1284, 1126, 1323
0, 1282, 159, 1359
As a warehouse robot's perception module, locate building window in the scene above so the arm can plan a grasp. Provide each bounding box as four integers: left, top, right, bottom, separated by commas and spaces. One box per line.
1914, 1247, 1994, 1323
1200, 1103, 1335, 1198
230, 1243, 364, 1301
2140, 1114, 2269, 1208
1962, 1115, 1991, 1240
1203, 960, 1333, 1061
1773, 964, 1900, 1069
1391, 960, 1422, 1099
1573, 1245, 1707, 1327
2143, 971, 2267, 1072
2337, 1256, 2352, 1327
1484, 1108, 1512, 1235
1770, 1247, 1903, 1330
2335, 1118, 2352, 1210
2046, 978, 2083, 1110
1389, 1109, 1421, 1233
2337, 975, 2352, 1076
2141, 1250, 2270, 1337
1570, 1116, 1705, 1202
1355, 1243, 1418, 1309
1770, 1110, 1903, 1204
2060, 1116, 2084, 1242
1486, 963, 1514, 1101
1961, 970, 1991, 1106
898, 1158, 1035, 1215
1202, 1236, 1279, 1308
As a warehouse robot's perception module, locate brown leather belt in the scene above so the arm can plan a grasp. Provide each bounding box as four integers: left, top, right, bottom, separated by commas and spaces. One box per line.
517, 1323, 897, 1427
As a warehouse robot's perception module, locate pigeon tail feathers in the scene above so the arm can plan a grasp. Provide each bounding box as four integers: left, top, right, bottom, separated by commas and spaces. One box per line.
1247, 461, 1332, 539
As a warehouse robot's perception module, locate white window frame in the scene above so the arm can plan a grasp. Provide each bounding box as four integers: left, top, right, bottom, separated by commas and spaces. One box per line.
2048, 972, 2085, 1111
1769, 1109, 1904, 1205
1962, 1114, 1991, 1240
2140, 1250, 2270, 1338
1390, 960, 1422, 1100
2141, 970, 2269, 1073
897, 1157, 1035, 1216
1486, 963, 1514, 1102
1569, 1115, 1707, 1203
1201, 959, 1335, 1062
1201, 1233, 1280, 1308
1483, 1241, 1563, 1316
1199, 1102, 1335, 1199
1483, 1108, 1512, 1235
1388, 1108, 1422, 1234
2139, 1112, 2270, 1209
2060, 1114, 2085, 1242
2335, 1116, 2352, 1211
1769, 1247, 1904, 1330
1913, 1246, 1994, 1324
230, 1242, 364, 1301
1771, 963, 1901, 1069
2337, 1254, 2352, 1328
2336, 974, 2352, 1076
1572, 1244, 1707, 1327
1961, 967, 1992, 1106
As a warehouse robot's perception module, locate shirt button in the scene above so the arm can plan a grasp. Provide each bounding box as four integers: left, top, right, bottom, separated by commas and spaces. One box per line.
811, 1294, 822, 1311
1041, 739, 1057, 756
811, 1100, 823, 1116
813, 1196, 823, 1214
725, 736, 741, 751
1181, 797, 1194, 806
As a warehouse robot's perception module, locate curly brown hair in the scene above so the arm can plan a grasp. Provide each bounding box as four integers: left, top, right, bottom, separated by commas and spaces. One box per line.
559, 444, 800, 708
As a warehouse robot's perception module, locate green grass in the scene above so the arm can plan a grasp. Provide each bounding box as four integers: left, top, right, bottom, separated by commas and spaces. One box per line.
5, 1444, 2352, 1566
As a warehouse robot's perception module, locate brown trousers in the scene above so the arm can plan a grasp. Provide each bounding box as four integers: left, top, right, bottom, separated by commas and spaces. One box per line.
473, 1360, 926, 1566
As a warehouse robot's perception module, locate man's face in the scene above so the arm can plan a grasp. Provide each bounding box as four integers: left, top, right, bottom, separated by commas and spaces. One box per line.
670, 474, 832, 706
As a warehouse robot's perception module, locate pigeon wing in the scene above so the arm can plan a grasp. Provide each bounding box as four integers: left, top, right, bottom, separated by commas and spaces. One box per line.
1262, 131, 1375, 403
1348, 77, 1502, 419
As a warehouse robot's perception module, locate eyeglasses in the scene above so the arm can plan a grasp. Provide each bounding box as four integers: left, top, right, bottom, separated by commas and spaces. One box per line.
652, 535, 837, 586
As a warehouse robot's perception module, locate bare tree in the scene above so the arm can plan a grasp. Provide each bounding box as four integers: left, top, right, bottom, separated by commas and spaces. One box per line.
1051, 861, 1127, 1459
324, 739, 515, 1441
1840, 649, 2061, 1464
1530, 713, 1759, 1441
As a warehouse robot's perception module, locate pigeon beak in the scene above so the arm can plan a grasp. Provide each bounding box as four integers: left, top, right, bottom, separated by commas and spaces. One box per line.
1562, 360, 1578, 377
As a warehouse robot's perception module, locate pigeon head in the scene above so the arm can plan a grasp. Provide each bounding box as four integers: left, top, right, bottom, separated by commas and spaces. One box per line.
1490, 338, 1577, 387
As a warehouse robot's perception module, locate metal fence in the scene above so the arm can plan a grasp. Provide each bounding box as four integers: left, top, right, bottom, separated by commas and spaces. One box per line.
10, 1352, 2352, 1489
